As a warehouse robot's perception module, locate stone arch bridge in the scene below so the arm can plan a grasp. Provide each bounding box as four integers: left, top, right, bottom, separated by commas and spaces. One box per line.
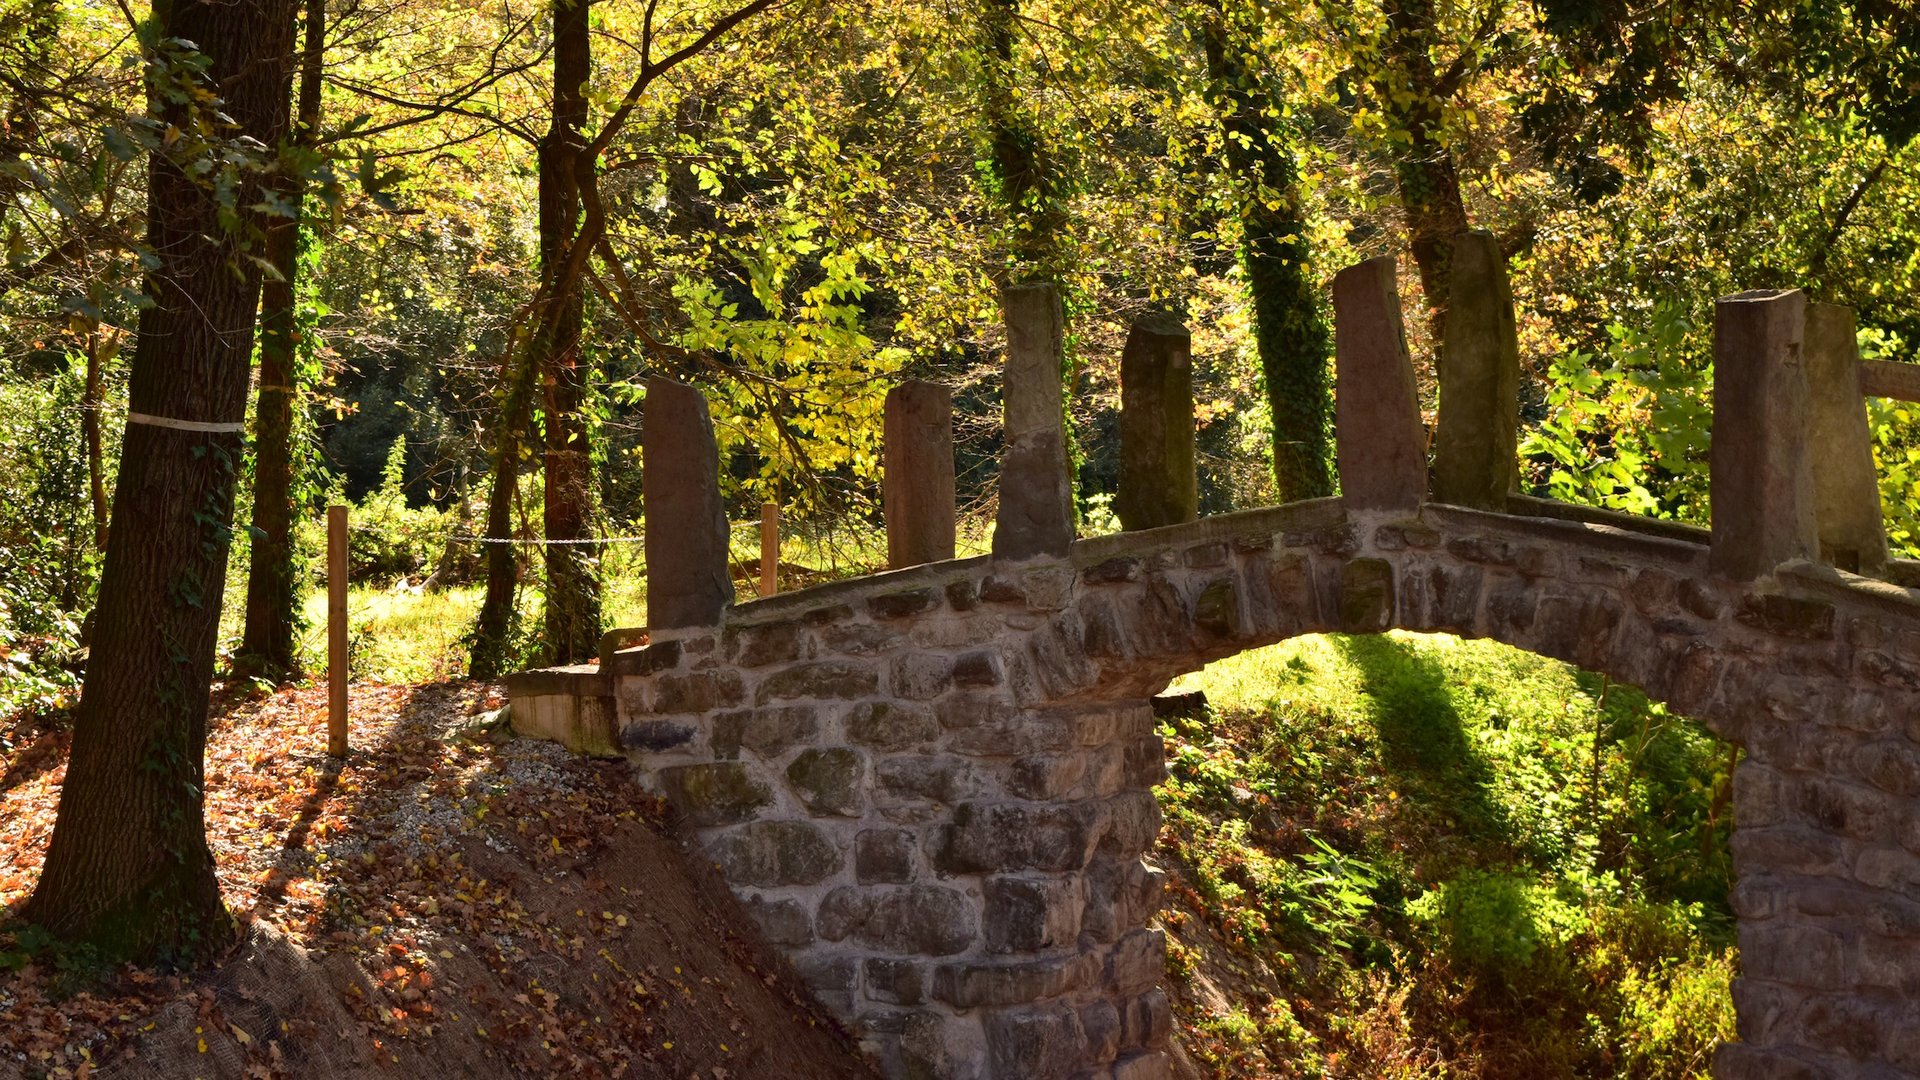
510, 241, 1920, 1079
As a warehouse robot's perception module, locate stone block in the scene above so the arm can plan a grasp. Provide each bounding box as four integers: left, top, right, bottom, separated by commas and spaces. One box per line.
1080, 999, 1123, 1066
857, 828, 918, 884
725, 619, 812, 668
1193, 577, 1240, 638
1740, 924, 1850, 989
1009, 752, 1090, 800
794, 952, 857, 1013
876, 756, 988, 808
994, 283, 1075, 560
706, 820, 841, 887
934, 950, 1101, 1008
1120, 989, 1173, 1049
902, 1011, 985, 1080
885, 380, 959, 568
786, 747, 865, 817
651, 670, 745, 714
1339, 558, 1394, 632
1098, 790, 1163, 858
755, 660, 879, 703
865, 957, 927, 1006
1710, 289, 1815, 580
870, 587, 943, 619
933, 801, 1095, 873
1115, 313, 1198, 531
889, 652, 954, 700
847, 701, 940, 749
1731, 824, 1849, 878
644, 378, 733, 629
1333, 256, 1427, 510
984, 875, 1082, 954
952, 650, 1003, 688
711, 705, 818, 759
658, 762, 770, 826
1433, 231, 1520, 509
1106, 928, 1166, 995
619, 718, 695, 753
1736, 595, 1837, 640
817, 884, 978, 956
741, 895, 814, 947
983, 1004, 1088, 1079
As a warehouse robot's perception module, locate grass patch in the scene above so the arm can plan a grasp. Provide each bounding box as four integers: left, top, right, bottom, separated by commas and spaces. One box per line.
1160, 632, 1736, 1078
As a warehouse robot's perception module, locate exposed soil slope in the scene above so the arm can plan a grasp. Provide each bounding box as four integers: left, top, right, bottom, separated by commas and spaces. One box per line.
0, 681, 877, 1080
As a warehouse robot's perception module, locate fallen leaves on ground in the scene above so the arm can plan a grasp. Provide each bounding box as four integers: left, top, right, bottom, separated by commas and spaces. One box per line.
0, 680, 870, 1080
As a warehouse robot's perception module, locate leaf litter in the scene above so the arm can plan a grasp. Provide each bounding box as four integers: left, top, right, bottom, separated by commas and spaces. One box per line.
1, 679, 875, 1079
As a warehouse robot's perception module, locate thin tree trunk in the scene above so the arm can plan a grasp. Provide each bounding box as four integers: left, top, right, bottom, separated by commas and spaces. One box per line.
1198, 4, 1333, 501
24, 0, 296, 963
468, 347, 539, 679
240, 0, 324, 676
540, 0, 601, 665
82, 329, 107, 552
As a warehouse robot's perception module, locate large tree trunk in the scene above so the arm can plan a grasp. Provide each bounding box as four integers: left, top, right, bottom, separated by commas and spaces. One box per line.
539, 0, 601, 665
240, 0, 324, 676
1198, 4, 1333, 501
24, 0, 296, 964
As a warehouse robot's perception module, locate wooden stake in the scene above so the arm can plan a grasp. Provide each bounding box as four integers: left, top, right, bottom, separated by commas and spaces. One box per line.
327, 504, 349, 758
759, 501, 779, 597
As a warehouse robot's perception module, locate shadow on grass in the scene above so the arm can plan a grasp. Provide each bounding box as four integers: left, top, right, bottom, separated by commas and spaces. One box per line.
1330, 634, 1516, 867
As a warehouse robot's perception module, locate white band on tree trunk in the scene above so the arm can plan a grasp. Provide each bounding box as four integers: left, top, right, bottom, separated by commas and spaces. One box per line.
126, 412, 246, 433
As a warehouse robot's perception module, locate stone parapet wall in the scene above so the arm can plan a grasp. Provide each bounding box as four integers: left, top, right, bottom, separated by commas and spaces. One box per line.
516, 497, 1920, 1079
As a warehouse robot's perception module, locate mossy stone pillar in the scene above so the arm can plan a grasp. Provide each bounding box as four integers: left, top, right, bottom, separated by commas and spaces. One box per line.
1432, 230, 1519, 509
885, 380, 958, 568
644, 377, 732, 629
1115, 314, 1196, 531
994, 283, 1075, 560
1333, 257, 1427, 511
1709, 289, 1815, 581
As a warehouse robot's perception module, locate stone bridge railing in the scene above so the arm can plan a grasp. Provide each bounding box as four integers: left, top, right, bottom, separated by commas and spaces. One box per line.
508, 233, 1920, 1080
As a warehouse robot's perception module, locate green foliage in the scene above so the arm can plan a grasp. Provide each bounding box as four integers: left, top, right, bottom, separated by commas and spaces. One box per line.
337, 438, 455, 582
1521, 304, 1711, 521
1163, 633, 1736, 1077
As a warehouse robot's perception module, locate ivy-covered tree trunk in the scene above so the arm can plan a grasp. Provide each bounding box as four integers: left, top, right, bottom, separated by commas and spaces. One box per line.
1379, 0, 1471, 346
24, 0, 295, 964
240, 0, 324, 676
1198, 4, 1333, 501
978, 0, 1068, 283
538, 0, 601, 664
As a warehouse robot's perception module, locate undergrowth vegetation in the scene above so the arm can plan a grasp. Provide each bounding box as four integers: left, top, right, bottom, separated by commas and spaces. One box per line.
1159, 632, 1736, 1079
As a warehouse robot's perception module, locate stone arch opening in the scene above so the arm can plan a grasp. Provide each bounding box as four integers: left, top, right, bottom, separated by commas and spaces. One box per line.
1146, 626, 1742, 1075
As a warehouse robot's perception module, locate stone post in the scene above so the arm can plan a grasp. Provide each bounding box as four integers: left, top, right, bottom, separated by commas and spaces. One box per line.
1804, 303, 1888, 575
1115, 314, 1196, 531
1432, 230, 1519, 510
1333, 257, 1426, 511
1709, 289, 1815, 581
884, 380, 958, 568
993, 283, 1075, 560
644, 377, 732, 629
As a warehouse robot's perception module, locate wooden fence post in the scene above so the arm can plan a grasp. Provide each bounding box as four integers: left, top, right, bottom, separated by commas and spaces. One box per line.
760, 501, 779, 597
327, 504, 349, 758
